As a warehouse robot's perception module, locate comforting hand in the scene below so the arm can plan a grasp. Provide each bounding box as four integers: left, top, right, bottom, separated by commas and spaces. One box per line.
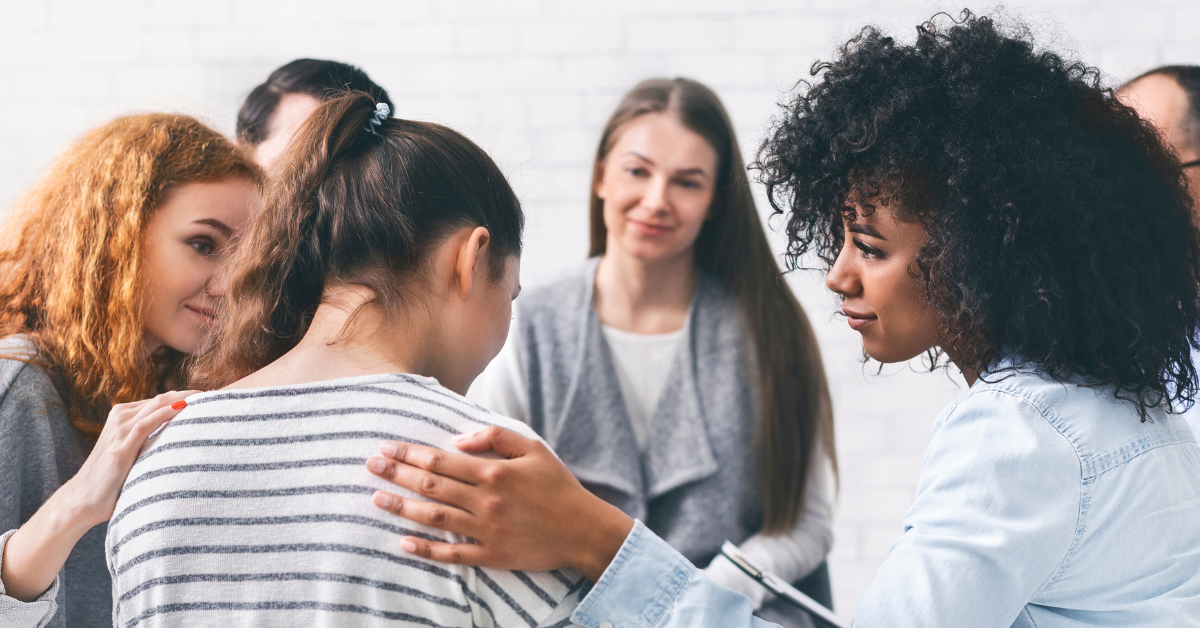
366, 425, 634, 582
61, 391, 198, 526
1, 391, 195, 602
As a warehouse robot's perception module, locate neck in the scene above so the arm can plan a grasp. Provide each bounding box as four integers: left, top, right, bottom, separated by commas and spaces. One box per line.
594, 242, 697, 334
229, 285, 442, 390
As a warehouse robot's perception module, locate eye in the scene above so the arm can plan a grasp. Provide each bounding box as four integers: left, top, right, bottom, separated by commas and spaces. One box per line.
188, 238, 215, 256
627, 167, 649, 178
853, 238, 883, 260
677, 178, 703, 190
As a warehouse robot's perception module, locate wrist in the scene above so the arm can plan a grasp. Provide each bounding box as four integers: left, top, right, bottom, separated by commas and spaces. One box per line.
571, 501, 634, 583
45, 479, 107, 533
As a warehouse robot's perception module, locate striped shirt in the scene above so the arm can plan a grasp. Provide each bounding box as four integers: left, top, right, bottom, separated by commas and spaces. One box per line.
106, 373, 586, 628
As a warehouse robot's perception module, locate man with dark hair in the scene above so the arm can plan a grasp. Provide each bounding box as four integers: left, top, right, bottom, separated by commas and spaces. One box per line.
238, 58, 393, 170
1119, 65, 1200, 442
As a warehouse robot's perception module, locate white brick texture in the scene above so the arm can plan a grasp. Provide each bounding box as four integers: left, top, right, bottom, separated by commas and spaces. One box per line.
1, 0, 1194, 622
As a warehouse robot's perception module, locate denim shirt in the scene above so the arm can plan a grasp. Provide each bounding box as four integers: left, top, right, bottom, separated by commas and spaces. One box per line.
570, 364, 1200, 628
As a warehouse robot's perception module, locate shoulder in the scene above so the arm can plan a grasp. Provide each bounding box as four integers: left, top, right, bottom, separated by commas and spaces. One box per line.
923, 371, 1086, 501
515, 262, 593, 320
405, 376, 544, 442
0, 335, 62, 412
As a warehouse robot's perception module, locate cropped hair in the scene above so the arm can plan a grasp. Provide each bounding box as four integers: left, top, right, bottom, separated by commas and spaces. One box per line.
237, 58, 393, 146
1127, 64, 1200, 150
0, 114, 261, 435
191, 92, 523, 389
590, 78, 836, 533
758, 12, 1200, 418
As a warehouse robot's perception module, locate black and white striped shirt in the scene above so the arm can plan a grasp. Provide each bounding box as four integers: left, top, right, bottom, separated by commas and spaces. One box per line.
106, 373, 585, 627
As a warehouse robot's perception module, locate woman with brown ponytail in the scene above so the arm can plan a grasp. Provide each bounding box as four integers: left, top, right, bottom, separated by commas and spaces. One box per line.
0, 114, 260, 627
468, 77, 837, 622
106, 94, 585, 627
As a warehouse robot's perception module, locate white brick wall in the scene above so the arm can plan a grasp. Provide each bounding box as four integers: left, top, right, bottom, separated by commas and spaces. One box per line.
0, 0, 1194, 621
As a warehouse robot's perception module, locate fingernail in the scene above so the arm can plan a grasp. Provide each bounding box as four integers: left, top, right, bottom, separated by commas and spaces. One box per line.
452, 433, 469, 443
379, 443, 397, 456
171, 400, 187, 410
400, 538, 418, 553
373, 492, 393, 508
366, 457, 386, 473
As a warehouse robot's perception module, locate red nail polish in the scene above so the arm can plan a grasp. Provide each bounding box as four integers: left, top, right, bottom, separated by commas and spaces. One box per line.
171, 400, 187, 410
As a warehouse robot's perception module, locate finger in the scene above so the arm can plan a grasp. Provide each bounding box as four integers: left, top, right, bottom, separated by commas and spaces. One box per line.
452, 425, 537, 459
128, 401, 187, 444
365, 456, 480, 512
370, 491, 481, 538
398, 536, 491, 567
376, 441, 491, 485
130, 390, 197, 422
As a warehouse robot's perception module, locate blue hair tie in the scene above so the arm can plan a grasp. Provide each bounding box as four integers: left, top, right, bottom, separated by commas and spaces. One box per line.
364, 102, 390, 135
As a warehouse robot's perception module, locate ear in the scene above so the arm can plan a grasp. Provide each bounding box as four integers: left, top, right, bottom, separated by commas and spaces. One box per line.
455, 226, 491, 299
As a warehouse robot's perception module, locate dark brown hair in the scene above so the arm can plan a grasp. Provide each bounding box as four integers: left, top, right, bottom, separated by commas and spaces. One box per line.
0, 114, 260, 434
590, 78, 836, 533
191, 92, 522, 389
237, 58, 393, 146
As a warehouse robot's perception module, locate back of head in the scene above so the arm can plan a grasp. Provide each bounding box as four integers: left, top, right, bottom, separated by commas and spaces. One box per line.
193, 92, 523, 389
0, 114, 260, 433
237, 59, 394, 146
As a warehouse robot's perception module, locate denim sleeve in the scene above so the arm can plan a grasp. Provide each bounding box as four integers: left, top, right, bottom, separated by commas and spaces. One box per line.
850, 389, 1081, 628
570, 521, 781, 628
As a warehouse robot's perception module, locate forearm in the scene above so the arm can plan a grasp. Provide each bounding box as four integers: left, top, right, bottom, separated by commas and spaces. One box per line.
1, 485, 96, 602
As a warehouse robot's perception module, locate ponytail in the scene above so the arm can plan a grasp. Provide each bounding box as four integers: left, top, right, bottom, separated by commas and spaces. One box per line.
190, 92, 523, 389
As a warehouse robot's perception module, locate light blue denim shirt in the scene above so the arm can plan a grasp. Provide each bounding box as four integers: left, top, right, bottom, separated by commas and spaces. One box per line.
570, 363, 1200, 628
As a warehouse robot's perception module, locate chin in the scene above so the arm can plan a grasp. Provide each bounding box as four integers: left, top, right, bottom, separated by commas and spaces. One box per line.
861, 340, 923, 365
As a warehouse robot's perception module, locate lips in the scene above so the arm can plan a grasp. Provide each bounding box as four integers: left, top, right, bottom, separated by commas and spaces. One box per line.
628, 219, 673, 237
185, 305, 218, 326
842, 308, 877, 331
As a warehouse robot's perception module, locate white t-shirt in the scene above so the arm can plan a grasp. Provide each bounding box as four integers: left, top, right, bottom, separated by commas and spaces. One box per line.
469, 317, 834, 609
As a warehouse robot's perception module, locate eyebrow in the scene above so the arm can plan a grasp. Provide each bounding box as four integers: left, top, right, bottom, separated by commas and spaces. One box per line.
623, 151, 712, 179
194, 218, 234, 237
847, 223, 885, 240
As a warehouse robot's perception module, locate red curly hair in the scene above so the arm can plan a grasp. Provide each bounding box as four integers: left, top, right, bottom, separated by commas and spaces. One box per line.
0, 113, 261, 436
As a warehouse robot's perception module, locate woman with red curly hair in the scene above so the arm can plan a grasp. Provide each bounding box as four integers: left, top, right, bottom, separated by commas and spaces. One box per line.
0, 114, 260, 627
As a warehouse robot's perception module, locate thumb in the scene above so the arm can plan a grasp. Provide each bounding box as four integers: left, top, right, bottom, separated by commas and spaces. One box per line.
453, 425, 535, 459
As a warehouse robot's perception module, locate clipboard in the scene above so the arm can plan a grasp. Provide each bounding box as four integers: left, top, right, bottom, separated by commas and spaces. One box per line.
719, 541, 848, 628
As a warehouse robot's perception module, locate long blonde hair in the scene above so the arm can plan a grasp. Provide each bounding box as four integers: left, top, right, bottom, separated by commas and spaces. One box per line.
0, 114, 260, 435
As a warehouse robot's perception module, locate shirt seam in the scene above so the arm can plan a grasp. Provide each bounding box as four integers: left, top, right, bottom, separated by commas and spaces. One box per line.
944, 387, 1086, 590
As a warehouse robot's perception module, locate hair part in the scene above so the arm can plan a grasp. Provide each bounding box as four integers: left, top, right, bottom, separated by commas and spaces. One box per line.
0, 114, 261, 435
191, 92, 523, 389
758, 12, 1200, 418
589, 77, 837, 534
237, 58, 393, 146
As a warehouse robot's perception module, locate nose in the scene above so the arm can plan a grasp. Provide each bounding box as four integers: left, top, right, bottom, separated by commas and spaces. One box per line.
826, 239, 861, 298
641, 174, 670, 215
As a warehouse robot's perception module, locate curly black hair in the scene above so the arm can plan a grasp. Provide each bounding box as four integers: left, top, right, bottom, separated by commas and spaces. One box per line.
757, 11, 1200, 417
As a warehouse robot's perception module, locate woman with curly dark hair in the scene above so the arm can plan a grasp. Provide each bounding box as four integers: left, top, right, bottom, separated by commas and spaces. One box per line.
362, 12, 1200, 627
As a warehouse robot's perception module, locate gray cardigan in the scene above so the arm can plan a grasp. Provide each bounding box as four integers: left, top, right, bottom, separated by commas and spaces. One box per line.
515, 261, 764, 567
0, 336, 110, 628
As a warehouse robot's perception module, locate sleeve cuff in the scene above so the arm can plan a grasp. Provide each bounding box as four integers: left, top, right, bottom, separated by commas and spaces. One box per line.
0, 529, 61, 628
570, 520, 696, 628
